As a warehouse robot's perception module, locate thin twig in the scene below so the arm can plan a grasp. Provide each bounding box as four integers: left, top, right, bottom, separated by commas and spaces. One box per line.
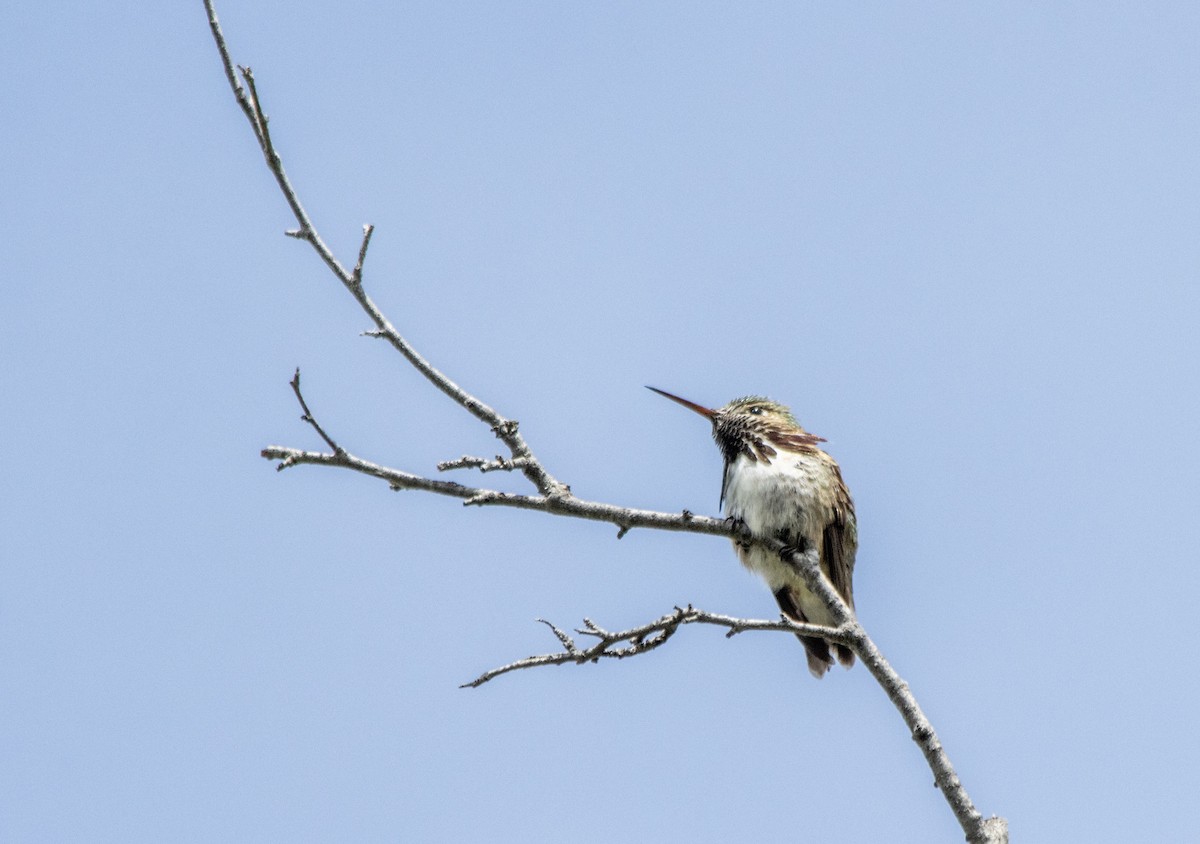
238, 66, 274, 157
289, 368, 341, 455
352, 224, 374, 287
538, 618, 579, 655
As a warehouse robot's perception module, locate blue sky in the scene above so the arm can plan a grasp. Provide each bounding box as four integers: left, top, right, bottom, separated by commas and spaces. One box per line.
3, 2, 1198, 841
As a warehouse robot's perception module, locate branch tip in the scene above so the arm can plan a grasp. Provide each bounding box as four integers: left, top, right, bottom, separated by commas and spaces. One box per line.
352, 224, 375, 286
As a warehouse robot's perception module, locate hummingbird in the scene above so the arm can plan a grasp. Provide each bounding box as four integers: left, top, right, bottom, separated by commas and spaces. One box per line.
647, 387, 857, 678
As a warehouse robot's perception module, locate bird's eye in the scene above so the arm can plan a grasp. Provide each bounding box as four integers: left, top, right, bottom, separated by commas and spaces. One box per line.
749, 406, 763, 415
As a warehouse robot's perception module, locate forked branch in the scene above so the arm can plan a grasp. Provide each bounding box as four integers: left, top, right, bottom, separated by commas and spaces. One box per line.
203, 0, 565, 499
204, 4, 1006, 841
460, 605, 857, 688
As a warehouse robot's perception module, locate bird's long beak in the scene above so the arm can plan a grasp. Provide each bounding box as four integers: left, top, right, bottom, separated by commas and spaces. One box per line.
645, 386, 716, 419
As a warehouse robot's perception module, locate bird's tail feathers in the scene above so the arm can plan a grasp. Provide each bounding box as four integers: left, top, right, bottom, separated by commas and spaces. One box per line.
775, 586, 851, 679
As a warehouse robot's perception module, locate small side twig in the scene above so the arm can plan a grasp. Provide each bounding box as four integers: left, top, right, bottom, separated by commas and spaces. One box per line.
352, 224, 374, 287
238, 65, 274, 158
289, 368, 341, 455
538, 618, 580, 655
438, 455, 532, 473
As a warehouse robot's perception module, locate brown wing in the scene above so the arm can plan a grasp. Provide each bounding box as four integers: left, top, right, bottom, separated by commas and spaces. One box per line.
770, 429, 826, 451
822, 465, 857, 668
822, 513, 856, 610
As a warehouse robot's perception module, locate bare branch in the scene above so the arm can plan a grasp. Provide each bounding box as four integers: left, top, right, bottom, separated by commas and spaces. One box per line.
461, 605, 854, 688
752, 544, 994, 840
851, 630, 996, 842
203, 2, 260, 139
205, 5, 1006, 840
204, 0, 564, 498
260, 442, 733, 537
466, 590, 993, 841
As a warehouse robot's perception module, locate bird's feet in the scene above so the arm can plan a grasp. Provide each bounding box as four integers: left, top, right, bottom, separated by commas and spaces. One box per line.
726, 515, 751, 550
775, 528, 809, 561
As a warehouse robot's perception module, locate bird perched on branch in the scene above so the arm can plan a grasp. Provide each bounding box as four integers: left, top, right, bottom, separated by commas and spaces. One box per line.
648, 387, 857, 678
